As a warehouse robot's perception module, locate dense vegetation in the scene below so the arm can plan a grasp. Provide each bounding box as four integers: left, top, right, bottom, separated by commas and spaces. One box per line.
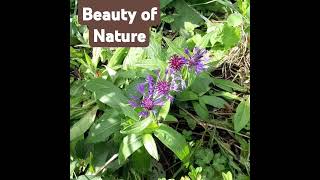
70, 0, 250, 179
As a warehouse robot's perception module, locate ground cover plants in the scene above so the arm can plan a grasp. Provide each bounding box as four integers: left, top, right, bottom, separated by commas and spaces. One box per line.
70, 0, 250, 179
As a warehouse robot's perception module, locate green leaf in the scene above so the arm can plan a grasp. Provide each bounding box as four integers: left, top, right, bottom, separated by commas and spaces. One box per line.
121, 115, 154, 134
234, 97, 250, 132
176, 90, 199, 101
70, 106, 98, 141
70, 80, 85, 97
213, 78, 246, 92
222, 24, 241, 49
197, 32, 214, 48
192, 101, 209, 120
222, 171, 233, 180
86, 78, 128, 107
180, 110, 196, 130
122, 48, 147, 70
84, 52, 94, 69
158, 100, 171, 120
160, 0, 174, 8
147, 31, 166, 62
119, 103, 139, 121
213, 91, 242, 101
184, 22, 199, 33
171, 0, 204, 31
190, 72, 212, 95
164, 114, 178, 123
195, 148, 214, 167
162, 15, 175, 23
154, 123, 190, 162
132, 58, 167, 72
143, 134, 159, 160
199, 95, 228, 108
108, 48, 128, 68
70, 160, 77, 178
86, 110, 121, 143
130, 147, 151, 175
92, 47, 102, 68
163, 37, 186, 56
227, 13, 243, 27
76, 175, 102, 180
118, 134, 144, 163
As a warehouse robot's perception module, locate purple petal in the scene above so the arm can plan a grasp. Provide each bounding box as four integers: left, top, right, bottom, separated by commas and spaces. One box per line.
130, 95, 140, 100
167, 95, 174, 102
170, 81, 179, 91
153, 99, 164, 106
195, 62, 205, 74
146, 75, 154, 97
184, 48, 191, 58
136, 83, 145, 95
139, 111, 149, 118
128, 100, 139, 108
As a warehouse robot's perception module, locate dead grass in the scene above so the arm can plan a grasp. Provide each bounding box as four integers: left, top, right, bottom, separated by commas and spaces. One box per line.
221, 31, 250, 90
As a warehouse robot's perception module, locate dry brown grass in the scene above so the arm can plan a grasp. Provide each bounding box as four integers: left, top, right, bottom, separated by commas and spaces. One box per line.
220, 31, 250, 90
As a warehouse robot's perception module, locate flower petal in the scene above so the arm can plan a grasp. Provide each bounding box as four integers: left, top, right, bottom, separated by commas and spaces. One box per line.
128, 100, 139, 108
139, 111, 149, 118
136, 83, 145, 95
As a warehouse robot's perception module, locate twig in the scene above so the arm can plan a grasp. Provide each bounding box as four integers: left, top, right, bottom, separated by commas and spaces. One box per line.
179, 106, 250, 139
94, 153, 118, 176
165, 161, 181, 172
158, 145, 173, 175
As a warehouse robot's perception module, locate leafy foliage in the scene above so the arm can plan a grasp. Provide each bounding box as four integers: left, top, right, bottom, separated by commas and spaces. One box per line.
70, 0, 250, 179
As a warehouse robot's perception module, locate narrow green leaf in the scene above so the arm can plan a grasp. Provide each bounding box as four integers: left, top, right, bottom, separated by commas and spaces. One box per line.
86, 110, 121, 143
143, 134, 159, 160
108, 47, 128, 68
190, 72, 212, 95
122, 48, 147, 70
86, 78, 128, 107
121, 115, 154, 134
164, 114, 178, 123
234, 97, 250, 132
154, 124, 190, 162
180, 110, 196, 130
171, 0, 204, 31
84, 52, 93, 68
119, 103, 139, 121
158, 100, 171, 120
176, 90, 199, 101
222, 171, 233, 180
92, 47, 101, 68
70, 106, 98, 141
213, 78, 246, 92
213, 91, 242, 101
130, 147, 151, 175
70, 160, 77, 178
197, 32, 214, 48
160, 0, 174, 8
192, 101, 209, 120
118, 134, 143, 163
76, 175, 102, 180
163, 37, 186, 56
200, 95, 228, 108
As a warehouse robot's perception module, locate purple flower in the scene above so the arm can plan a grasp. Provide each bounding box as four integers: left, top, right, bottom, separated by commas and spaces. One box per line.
184, 47, 210, 74
128, 75, 165, 118
169, 55, 186, 72
154, 68, 186, 103
156, 80, 170, 95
